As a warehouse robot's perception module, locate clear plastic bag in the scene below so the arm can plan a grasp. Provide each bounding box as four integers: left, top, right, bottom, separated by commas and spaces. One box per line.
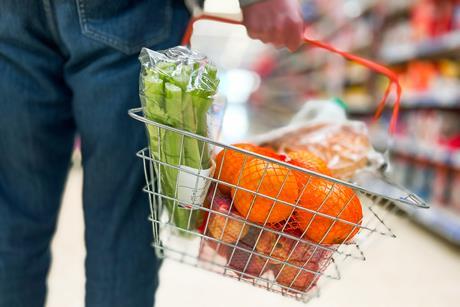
138, 46, 220, 232
252, 100, 385, 180
264, 122, 378, 180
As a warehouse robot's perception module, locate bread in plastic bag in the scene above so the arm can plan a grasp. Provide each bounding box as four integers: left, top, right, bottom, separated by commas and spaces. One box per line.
251, 100, 385, 180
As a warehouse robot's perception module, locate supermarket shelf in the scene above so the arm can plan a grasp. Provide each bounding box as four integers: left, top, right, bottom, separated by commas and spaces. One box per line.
347, 106, 375, 115
275, 51, 327, 76
348, 95, 460, 115
382, 2, 411, 24
379, 31, 460, 64
390, 136, 460, 169
397, 203, 460, 246
366, 170, 460, 245
344, 75, 371, 87
305, 0, 377, 43
394, 95, 460, 109
350, 42, 372, 55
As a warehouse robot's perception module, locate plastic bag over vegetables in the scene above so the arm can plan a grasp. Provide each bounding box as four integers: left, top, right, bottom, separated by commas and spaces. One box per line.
139, 46, 220, 233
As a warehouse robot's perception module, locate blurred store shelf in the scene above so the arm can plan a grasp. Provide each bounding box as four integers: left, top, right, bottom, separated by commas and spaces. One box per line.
390, 136, 460, 169
382, 1, 412, 23
397, 203, 460, 246
312, 0, 378, 40
379, 31, 460, 64
348, 94, 460, 115
396, 95, 460, 109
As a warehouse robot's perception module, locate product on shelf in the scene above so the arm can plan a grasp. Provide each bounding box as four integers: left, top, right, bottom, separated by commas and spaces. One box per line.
454, 0, 460, 30
411, 0, 453, 41
452, 169, 460, 212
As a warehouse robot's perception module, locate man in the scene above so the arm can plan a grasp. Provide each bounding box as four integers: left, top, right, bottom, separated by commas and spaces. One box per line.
0, 0, 304, 306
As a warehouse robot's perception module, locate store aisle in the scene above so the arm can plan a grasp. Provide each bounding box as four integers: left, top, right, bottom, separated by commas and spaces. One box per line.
46, 166, 460, 307
47, 165, 85, 307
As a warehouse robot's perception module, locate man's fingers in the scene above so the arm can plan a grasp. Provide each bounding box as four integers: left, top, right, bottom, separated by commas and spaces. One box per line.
285, 16, 304, 51
248, 27, 269, 43
249, 24, 274, 44
241, 0, 304, 51
244, 14, 270, 43
272, 22, 286, 47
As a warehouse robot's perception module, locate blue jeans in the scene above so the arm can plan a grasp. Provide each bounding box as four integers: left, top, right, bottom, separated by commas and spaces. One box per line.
0, 1, 189, 306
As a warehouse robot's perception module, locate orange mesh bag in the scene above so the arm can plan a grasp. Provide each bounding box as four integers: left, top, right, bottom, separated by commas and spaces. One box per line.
199, 186, 270, 278
269, 238, 333, 293
288, 150, 333, 177
214, 143, 280, 196
231, 158, 299, 224
295, 177, 363, 244
226, 240, 269, 280
204, 186, 249, 244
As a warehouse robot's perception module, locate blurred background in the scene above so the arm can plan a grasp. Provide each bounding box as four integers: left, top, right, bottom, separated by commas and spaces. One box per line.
48, 0, 460, 306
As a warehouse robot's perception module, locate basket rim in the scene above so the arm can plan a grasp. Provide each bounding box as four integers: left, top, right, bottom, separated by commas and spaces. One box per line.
129, 107, 429, 209
139, 148, 394, 240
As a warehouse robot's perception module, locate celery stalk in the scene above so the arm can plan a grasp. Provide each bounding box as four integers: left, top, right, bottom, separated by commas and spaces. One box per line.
142, 71, 164, 161
139, 47, 220, 234
162, 82, 182, 192
162, 83, 192, 230
191, 93, 213, 169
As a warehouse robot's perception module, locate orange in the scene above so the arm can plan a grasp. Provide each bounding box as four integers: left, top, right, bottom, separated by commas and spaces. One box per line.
287, 151, 332, 200
214, 143, 279, 195
232, 159, 298, 224
288, 150, 332, 177
288, 151, 332, 189
294, 177, 362, 244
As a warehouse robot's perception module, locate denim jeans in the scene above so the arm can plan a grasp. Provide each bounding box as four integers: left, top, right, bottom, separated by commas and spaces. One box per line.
0, 1, 189, 306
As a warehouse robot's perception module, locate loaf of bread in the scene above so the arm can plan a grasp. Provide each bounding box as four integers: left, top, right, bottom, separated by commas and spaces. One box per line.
262, 122, 372, 180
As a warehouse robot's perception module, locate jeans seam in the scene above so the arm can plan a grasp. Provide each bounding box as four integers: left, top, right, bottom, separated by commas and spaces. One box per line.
75, 0, 173, 54
42, 0, 62, 46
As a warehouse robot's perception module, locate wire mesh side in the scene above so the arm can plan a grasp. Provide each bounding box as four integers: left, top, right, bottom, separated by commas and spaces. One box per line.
137, 146, 391, 299
138, 145, 395, 242
154, 239, 323, 303
132, 110, 413, 301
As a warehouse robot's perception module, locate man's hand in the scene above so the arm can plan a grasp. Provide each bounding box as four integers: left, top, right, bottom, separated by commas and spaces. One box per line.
241, 0, 304, 51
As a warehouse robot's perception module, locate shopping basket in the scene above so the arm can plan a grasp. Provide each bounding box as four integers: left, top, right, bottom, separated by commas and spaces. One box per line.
128, 14, 429, 303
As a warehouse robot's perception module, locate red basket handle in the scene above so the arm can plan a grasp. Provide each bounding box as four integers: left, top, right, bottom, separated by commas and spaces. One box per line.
182, 14, 401, 133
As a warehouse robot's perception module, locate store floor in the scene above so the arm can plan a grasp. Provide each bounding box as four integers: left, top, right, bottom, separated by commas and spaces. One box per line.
46, 164, 460, 307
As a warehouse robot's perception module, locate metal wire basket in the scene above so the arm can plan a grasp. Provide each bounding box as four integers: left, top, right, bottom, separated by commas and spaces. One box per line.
128, 107, 428, 303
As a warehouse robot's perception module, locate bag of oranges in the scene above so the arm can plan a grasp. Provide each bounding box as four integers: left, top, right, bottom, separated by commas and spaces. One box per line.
198, 137, 366, 293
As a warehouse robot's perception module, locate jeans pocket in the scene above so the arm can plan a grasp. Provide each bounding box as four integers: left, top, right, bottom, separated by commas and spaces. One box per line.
76, 0, 172, 54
